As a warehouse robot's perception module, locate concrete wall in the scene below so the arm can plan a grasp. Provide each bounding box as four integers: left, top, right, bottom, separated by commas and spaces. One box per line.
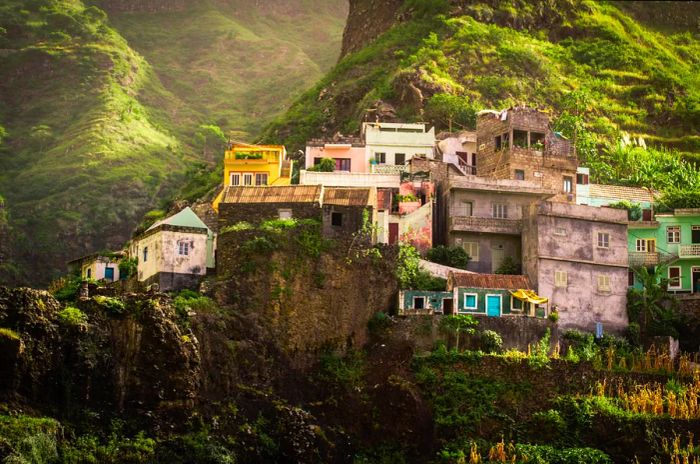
449, 189, 534, 220
135, 228, 208, 284
305, 144, 369, 172
363, 122, 435, 165
81, 258, 120, 282
450, 232, 520, 273
399, 201, 432, 254
299, 170, 400, 189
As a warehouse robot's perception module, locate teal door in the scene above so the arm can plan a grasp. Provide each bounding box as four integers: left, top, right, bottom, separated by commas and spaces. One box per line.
104, 267, 115, 282
486, 295, 501, 317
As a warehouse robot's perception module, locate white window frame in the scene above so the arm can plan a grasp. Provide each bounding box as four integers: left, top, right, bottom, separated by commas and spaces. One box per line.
492, 203, 508, 219
255, 173, 268, 186
668, 266, 682, 289
636, 239, 647, 252
554, 227, 567, 237
667, 226, 681, 244
462, 241, 479, 262
597, 232, 610, 249
597, 275, 611, 292
243, 173, 253, 186
178, 241, 189, 256
278, 209, 293, 220
463, 293, 478, 311
230, 173, 241, 186
510, 295, 523, 313
554, 270, 568, 288
413, 296, 426, 310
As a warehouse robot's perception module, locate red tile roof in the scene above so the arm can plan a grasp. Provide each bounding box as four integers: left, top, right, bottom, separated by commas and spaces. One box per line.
448, 272, 530, 290
323, 187, 372, 206
589, 184, 655, 204
222, 185, 322, 204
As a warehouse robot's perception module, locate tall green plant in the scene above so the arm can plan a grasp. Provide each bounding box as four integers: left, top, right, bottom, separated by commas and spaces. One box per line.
627, 266, 679, 340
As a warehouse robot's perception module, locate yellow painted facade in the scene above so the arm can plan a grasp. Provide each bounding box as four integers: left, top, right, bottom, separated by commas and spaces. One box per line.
212, 144, 293, 210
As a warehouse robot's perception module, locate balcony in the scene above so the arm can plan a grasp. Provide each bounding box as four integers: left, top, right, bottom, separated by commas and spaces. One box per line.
449, 215, 523, 235
371, 164, 408, 175
679, 244, 700, 259
629, 251, 660, 267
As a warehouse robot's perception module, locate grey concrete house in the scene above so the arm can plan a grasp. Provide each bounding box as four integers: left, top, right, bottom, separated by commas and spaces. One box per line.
443, 173, 555, 273
522, 202, 629, 333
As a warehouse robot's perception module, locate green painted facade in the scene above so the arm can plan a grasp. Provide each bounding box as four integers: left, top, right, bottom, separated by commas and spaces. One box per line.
456, 287, 514, 316
401, 290, 452, 312
628, 210, 700, 293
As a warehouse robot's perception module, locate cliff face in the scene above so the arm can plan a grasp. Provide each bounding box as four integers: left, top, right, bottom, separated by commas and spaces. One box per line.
340, 0, 403, 58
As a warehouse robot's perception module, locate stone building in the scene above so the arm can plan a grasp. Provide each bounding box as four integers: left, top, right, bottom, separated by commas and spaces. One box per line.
130, 207, 215, 291
442, 173, 555, 273
476, 107, 578, 203
218, 185, 377, 243
522, 202, 629, 333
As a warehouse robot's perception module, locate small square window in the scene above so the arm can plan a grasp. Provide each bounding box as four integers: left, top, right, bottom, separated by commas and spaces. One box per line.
414, 296, 425, 309
464, 293, 478, 310
278, 209, 293, 220
178, 241, 189, 256
492, 203, 508, 219
597, 232, 610, 248
576, 173, 589, 185
255, 173, 268, 185
375, 152, 386, 164
554, 227, 567, 237
597, 275, 611, 292
395, 153, 406, 165
462, 242, 479, 262
514, 169, 525, 180
331, 212, 343, 227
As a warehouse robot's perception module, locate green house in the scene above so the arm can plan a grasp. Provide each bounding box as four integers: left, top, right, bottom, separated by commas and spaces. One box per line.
446, 272, 548, 318
398, 290, 454, 315
628, 209, 700, 293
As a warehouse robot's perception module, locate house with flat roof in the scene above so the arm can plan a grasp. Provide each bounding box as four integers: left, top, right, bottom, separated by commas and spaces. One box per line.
305, 136, 368, 172
67, 252, 124, 282
362, 122, 435, 174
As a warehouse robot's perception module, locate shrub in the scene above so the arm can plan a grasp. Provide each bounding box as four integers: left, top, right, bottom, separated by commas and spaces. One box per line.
0, 327, 20, 341
426, 245, 470, 269
220, 221, 253, 234
241, 236, 277, 254
479, 330, 503, 354
494, 256, 521, 275
307, 157, 335, 172
172, 292, 217, 318
57, 306, 88, 326
368, 311, 390, 334
118, 258, 138, 279
93, 296, 126, 315
548, 309, 559, 323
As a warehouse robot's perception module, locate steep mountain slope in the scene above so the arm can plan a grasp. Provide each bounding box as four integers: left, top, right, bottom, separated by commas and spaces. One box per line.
0, 0, 345, 286
263, 0, 700, 157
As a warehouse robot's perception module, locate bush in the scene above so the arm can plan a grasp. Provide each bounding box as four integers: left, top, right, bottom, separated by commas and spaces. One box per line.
494, 256, 521, 275
479, 330, 503, 354
426, 245, 470, 269
118, 258, 137, 279
93, 296, 126, 315
548, 309, 559, 323
57, 306, 88, 326
307, 157, 335, 172
0, 327, 20, 341
368, 311, 390, 334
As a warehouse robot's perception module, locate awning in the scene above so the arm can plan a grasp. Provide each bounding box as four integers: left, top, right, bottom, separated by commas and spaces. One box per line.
510, 289, 548, 305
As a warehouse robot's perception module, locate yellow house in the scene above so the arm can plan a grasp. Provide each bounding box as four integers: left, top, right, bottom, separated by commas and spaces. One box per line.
212, 144, 293, 211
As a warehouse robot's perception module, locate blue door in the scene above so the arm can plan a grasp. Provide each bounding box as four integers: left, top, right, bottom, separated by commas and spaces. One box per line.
486, 295, 501, 317
104, 267, 115, 282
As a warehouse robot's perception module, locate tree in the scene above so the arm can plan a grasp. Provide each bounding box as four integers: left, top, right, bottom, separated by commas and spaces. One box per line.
307, 157, 335, 172
426, 245, 470, 269
194, 124, 226, 159
424, 93, 477, 132
494, 256, 520, 275
440, 314, 478, 351
627, 266, 679, 341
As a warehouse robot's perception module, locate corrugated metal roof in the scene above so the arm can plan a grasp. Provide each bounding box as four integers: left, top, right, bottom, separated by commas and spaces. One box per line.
323, 187, 371, 206
147, 207, 210, 232
222, 185, 322, 204
589, 184, 655, 203
450, 272, 530, 290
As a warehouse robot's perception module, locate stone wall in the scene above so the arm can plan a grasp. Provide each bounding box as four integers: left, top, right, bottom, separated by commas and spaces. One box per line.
219, 202, 321, 228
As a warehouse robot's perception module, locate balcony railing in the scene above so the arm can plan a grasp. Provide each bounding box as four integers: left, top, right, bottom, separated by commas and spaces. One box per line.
679, 244, 700, 259
629, 251, 660, 267
371, 164, 408, 174
449, 215, 523, 235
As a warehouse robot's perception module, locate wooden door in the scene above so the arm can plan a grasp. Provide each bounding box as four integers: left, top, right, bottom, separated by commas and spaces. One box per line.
388, 223, 399, 245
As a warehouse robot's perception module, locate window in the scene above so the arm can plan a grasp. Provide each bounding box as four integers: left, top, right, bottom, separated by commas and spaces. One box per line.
375, 152, 386, 164
511, 296, 523, 312
597, 232, 610, 248
554, 270, 567, 287
331, 212, 343, 227
492, 203, 508, 219
255, 173, 268, 186
563, 176, 573, 193
456, 201, 473, 217
667, 226, 681, 243
692, 225, 700, 244
597, 275, 611, 292
395, 153, 406, 165
513, 129, 528, 148
628, 270, 635, 287
530, 132, 546, 147
230, 173, 241, 186
495, 135, 502, 150
313, 157, 322, 165
554, 227, 567, 237
86, 268, 92, 279
413, 296, 425, 310
514, 169, 525, 180
464, 293, 478, 310
335, 158, 351, 171
462, 242, 479, 262
635, 239, 647, 252
278, 209, 293, 220
143, 247, 148, 262
178, 241, 189, 256
576, 173, 589, 185
668, 267, 681, 289
243, 173, 253, 186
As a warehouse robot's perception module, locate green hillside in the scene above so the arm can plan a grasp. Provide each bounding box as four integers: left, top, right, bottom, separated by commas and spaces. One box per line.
0, 0, 345, 286
263, 0, 700, 160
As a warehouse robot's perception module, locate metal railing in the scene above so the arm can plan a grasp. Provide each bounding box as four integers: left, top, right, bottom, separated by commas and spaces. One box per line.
628, 251, 660, 267
679, 244, 700, 258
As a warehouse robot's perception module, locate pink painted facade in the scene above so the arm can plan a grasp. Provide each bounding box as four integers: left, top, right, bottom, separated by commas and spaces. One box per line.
305, 143, 369, 173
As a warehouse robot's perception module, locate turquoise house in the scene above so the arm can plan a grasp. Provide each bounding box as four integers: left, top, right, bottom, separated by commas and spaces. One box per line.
447, 272, 548, 318
628, 209, 700, 293
398, 290, 453, 315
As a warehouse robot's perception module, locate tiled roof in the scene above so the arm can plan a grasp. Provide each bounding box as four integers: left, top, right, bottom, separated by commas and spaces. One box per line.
222, 185, 322, 204
589, 184, 655, 203
323, 187, 372, 206
449, 272, 530, 290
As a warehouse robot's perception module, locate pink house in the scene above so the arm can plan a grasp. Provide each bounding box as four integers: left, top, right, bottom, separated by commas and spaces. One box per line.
305, 137, 369, 173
